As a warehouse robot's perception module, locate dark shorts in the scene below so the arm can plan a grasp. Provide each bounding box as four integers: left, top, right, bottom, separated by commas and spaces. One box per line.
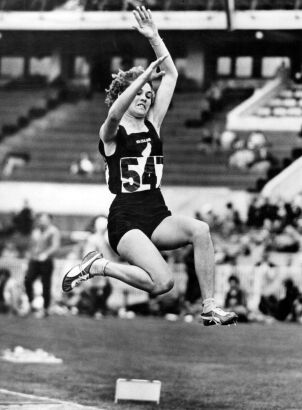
107, 188, 171, 254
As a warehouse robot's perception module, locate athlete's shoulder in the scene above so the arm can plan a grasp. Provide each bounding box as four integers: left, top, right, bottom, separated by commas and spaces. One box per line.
99, 125, 122, 157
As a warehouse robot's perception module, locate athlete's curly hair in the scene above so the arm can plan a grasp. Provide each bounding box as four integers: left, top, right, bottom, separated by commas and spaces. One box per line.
105, 66, 154, 108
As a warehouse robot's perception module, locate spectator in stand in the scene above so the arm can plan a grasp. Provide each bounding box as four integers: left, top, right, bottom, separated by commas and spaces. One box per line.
284, 201, 302, 226
268, 220, 300, 253
275, 60, 289, 79
248, 196, 279, 228
220, 129, 237, 150
70, 152, 95, 177
262, 197, 280, 222
0, 268, 21, 315
228, 146, 255, 170
76, 282, 112, 317
250, 251, 278, 314
83, 215, 117, 261
196, 128, 214, 153
24, 213, 61, 317
222, 202, 242, 236
1, 241, 19, 258
183, 247, 201, 307
199, 204, 219, 229
246, 196, 261, 227
10, 200, 34, 257
250, 147, 278, 174
259, 278, 301, 322
206, 83, 224, 111
224, 275, 248, 322
199, 98, 211, 124
247, 130, 267, 151
13, 200, 34, 237
81, 216, 116, 317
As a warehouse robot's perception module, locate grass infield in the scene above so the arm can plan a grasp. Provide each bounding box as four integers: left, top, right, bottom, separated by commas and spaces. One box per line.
0, 315, 302, 409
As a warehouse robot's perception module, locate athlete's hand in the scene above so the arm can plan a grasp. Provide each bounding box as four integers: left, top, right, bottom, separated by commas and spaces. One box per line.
132, 6, 158, 40
145, 55, 168, 81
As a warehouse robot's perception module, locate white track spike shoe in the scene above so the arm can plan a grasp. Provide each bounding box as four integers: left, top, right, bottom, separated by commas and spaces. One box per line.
62, 251, 102, 293
200, 307, 238, 326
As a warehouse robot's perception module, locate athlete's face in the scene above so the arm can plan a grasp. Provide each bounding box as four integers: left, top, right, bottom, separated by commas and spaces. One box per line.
128, 83, 154, 118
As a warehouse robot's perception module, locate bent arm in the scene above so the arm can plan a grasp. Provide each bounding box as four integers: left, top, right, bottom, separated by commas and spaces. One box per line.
148, 34, 178, 132
99, 72, 148, 143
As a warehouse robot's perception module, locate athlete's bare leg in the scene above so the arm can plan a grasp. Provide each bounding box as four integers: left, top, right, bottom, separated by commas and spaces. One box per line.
151, 215, 214, 301
149, 215, 239, 324
63, 217, 237, 324
90, 229, 174, 296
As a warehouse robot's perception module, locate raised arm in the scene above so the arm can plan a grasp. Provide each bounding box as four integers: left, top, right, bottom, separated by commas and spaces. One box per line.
99, 55, 167, 144
133, 6, 178, 132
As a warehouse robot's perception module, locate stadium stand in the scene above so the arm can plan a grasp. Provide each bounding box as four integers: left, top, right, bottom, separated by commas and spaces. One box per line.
254, 83, 302, 119
2, 0, 302, 11
0, 89, 264, 189
0, 0, 67, 11
0, 86, 61, 139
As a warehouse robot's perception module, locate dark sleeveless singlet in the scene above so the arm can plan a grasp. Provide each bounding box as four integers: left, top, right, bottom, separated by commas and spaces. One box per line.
99, 120, 171, 253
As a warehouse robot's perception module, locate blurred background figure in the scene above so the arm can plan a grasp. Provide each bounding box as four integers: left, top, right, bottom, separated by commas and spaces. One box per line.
70, 152, 95, 177
78, 216, 116, 317
0, 268, 22, 315
247, 130, 267, 151
24, 213, 61, 317
13, 200, 34, 237
11, 200, 34, 257
259, 278, 301, 322
183, 247, 201, 310
224, 275, 248, 323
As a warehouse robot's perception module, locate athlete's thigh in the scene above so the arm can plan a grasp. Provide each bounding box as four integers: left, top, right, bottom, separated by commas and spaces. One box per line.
151, 215, 202, 250
117, 229, 171, 281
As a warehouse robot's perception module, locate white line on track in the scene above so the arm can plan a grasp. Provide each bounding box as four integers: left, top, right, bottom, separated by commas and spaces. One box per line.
0, 388, 103, 410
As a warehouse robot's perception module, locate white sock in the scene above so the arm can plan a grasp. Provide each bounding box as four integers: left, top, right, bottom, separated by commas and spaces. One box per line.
202, 298, 216, 313
90, 258, 109, 276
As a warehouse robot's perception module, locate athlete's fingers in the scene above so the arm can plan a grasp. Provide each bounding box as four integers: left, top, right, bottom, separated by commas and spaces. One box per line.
153, 55, 169, 66
152, 70, 165, 80
136, 6, 146, 21
141, 6, 149, 20
147, 8, 152, 20
133, 10, 143, 27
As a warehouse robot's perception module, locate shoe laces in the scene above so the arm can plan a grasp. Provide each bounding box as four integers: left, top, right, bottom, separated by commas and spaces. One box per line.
74, 270, 90, 287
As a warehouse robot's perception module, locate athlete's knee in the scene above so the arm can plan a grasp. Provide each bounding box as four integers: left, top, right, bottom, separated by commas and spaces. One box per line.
150, 277, 174, 296
192, 220, 211, 244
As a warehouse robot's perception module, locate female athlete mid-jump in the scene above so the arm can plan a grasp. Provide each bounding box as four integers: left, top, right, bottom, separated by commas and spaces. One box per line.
62, 6, 237, 326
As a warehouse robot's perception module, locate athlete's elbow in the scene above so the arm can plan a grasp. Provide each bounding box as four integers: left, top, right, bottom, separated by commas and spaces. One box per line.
169, 66, 178, 80
165, 70, 178, 86
107, 109, 121, 124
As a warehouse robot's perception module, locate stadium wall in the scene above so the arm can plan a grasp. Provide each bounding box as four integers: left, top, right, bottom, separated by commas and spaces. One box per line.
2, 11, 302, 31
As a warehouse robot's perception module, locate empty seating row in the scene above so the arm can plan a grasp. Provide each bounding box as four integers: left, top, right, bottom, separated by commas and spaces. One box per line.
0, 87, 60, 138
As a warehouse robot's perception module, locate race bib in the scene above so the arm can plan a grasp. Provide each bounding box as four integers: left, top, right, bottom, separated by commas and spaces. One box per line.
120, 156, 163, 193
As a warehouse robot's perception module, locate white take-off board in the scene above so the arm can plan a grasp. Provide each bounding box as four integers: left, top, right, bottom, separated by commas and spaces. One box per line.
114, 379, 161, 404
